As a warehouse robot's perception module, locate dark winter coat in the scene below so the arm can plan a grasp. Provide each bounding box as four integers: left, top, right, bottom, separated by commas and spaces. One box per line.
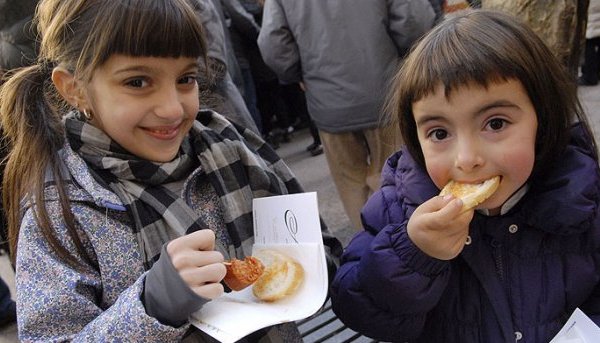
331, 125, 600, 342
0, 0, 37, 72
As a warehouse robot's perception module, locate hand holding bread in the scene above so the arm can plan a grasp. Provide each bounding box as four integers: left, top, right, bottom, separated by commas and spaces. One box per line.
407, 176, 500, 260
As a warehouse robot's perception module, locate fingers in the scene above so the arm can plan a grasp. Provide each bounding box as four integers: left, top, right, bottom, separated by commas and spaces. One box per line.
170, 250, 224, 270
426, 195, 474, 224
180, 262, 227, 299
192, 282, 225, 300
166, 230, 227, 299
167, 229, 216, 253
436, 196, 464, 218
407, 195, 475, 260
419, 194, 456, 212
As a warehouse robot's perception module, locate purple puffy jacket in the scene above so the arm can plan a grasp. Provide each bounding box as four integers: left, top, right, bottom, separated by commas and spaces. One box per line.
331, 125, 600, 342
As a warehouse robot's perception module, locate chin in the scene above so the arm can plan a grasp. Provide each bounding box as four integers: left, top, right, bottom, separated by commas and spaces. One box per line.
142, 149, 180, 163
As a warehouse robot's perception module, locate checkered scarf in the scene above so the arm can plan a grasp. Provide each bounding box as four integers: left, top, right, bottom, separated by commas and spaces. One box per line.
64, 110, 302, 270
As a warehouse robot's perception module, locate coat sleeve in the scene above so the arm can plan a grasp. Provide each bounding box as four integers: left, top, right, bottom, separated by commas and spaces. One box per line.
15, 205, 187, 342
257, 0, 302, 84
330, 186, 451, 341
221, 0, 261, 41
386, 0, 436, 54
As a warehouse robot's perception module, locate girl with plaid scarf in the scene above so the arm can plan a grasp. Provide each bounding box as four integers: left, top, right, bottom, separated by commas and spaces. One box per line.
0, 0, 341, 341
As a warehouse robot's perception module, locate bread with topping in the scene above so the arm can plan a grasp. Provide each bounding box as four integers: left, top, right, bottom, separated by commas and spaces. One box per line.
439, 176, 500, 213
252, 250, 304, 302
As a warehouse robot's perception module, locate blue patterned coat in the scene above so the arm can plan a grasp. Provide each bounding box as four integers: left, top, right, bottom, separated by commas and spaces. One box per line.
15, 113, 321, 342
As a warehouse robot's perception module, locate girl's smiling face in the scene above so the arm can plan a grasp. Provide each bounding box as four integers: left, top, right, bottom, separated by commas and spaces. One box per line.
84, 54, 200, 162
412, 79, 538, 214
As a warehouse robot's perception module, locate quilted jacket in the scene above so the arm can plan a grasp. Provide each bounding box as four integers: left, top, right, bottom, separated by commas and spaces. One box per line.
331, 125, 600, 342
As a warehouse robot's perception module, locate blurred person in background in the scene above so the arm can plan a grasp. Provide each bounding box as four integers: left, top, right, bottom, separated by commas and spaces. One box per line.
258, 0, 435, 231
580, 0, 600, 86
192, 0, 260, 133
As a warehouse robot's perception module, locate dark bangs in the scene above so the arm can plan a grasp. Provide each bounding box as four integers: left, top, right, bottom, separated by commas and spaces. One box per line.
76, 0, 206, 78
401, 16, 524, 102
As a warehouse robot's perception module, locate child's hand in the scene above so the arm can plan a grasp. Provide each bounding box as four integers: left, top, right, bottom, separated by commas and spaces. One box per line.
407, 195, 474, 260
166, 229, 226, 300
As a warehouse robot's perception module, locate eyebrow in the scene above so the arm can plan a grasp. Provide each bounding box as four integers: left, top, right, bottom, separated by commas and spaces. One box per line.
415, 99, 520, 127
113, 62, 199, 75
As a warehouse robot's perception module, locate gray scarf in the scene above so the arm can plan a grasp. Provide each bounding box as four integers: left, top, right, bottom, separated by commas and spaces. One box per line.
64, 110, 302, 270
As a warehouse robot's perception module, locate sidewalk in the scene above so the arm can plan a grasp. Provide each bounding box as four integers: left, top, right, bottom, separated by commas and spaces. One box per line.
0, 83, 598, 342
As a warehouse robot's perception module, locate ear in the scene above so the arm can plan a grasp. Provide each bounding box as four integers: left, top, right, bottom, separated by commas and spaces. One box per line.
51, 67, 87, 109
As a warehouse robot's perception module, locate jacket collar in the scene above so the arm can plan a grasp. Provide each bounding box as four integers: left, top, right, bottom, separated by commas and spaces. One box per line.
51, 142, 126, 211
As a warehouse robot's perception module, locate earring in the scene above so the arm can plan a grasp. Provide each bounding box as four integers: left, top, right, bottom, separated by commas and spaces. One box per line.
82, 109, 93, 121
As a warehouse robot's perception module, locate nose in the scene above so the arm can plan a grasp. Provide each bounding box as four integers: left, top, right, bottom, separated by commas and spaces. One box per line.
454, 137, 484, 173
154, 86, 185, 120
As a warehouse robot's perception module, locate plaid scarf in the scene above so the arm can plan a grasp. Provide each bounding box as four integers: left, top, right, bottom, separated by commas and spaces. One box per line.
64, 110, 302, 270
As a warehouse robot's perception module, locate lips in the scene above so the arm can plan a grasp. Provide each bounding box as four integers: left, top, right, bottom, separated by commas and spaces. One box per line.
142, 124, 181, 140
455, 176, 502, 185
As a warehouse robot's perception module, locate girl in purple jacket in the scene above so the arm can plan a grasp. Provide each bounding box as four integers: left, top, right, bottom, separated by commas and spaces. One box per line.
331, 9, 600, 343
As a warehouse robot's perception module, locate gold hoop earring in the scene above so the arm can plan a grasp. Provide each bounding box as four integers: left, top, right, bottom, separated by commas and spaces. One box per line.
83, 109, 93, 121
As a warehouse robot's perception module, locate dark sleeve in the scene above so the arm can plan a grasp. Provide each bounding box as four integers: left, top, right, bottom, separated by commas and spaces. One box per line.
143, 245, 209, 327
221, 0, 261, 41
330, 188, 451, 341
386, 0, 436, 51
320, 217, 343, 287
256, 0, 302, 84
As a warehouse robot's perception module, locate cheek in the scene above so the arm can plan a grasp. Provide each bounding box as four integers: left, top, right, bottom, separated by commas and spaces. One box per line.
424, 153, 450, 190
498, 144, 535, 183
184, 87, 200, 112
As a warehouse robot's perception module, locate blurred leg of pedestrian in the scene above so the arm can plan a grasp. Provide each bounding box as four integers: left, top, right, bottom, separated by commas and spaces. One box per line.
279, 83, 323, 155
240, 67, 262, 131
580, 37, 600, 86
320, 124, 401, 231
306, 120, 323, 156
254, 78, 290, 147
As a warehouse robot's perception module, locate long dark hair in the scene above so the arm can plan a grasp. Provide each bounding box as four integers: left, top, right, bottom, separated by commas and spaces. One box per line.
389, 9, 597, 174
0, 0, 207, 266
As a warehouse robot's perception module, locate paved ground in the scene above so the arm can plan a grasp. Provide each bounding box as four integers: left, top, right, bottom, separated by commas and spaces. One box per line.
0, 83, 598, 342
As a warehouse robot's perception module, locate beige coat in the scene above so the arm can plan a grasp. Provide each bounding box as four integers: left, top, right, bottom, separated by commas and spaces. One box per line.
587, 0, 600, 39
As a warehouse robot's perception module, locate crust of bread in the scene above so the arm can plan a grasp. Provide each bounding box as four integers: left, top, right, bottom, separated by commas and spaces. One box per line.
439, 176, 500, 212
252, 250, 304, 302
223, 256, 265, 291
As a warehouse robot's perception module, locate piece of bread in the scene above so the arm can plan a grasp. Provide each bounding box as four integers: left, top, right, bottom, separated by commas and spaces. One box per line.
222, 256, 265, 291
252, 250, 304, 302
439, 176, 500, 213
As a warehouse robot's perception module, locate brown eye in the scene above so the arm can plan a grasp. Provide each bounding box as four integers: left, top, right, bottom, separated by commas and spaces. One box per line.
178, 75, 197, 85
488, 118, 506, 131
429, 129, 448, 141
125, 78, 147, 88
